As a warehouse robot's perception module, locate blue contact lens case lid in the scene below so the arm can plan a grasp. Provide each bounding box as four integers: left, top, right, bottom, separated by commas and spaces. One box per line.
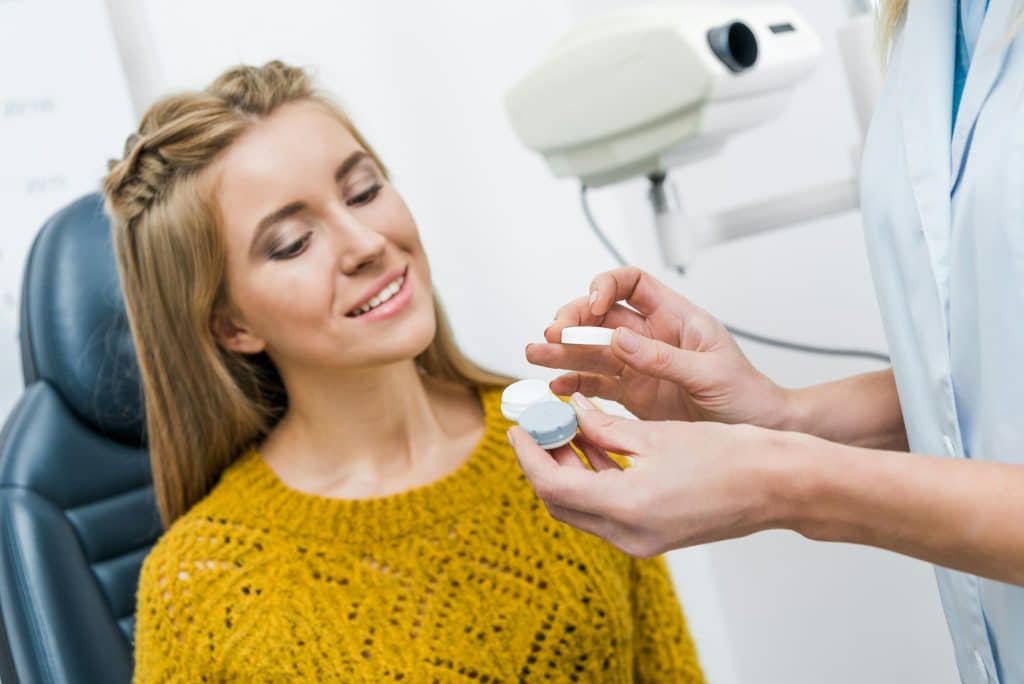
518, 401, 577, 448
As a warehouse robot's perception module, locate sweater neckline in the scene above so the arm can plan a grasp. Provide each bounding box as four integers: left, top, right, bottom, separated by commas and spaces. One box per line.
220, 385, 514, 543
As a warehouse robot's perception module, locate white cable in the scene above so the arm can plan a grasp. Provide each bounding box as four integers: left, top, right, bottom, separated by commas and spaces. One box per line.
580, 184, 890, 364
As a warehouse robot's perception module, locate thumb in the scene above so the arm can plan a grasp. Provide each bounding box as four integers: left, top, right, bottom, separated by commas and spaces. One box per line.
612, 327, 705, 389
569, 394, 647, 456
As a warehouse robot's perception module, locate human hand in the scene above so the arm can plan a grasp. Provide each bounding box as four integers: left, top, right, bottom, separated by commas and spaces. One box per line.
508, 393, 805, 556
526, 267, 792, 428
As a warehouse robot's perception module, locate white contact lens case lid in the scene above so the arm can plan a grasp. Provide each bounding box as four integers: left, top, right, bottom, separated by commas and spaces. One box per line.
560, 326, 613, 346
501, 379, 559, 421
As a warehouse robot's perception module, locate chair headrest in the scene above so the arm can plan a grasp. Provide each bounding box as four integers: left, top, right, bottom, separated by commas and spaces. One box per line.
20, 193, 145, 445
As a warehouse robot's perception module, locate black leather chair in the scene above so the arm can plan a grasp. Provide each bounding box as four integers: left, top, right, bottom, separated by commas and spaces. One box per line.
0, 193, 161, 683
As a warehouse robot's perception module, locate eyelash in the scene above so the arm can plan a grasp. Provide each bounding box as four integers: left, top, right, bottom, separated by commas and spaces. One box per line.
348, 183, 382, 206
266, 184, 382, 260
269, 232, 311, 260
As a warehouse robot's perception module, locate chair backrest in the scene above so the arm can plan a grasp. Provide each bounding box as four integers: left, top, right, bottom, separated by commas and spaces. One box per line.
0, 193, 161, 684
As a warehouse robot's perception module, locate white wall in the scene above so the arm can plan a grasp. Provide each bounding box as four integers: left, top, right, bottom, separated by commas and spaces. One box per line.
0, 0, 135, 418
93, 0, 956, 681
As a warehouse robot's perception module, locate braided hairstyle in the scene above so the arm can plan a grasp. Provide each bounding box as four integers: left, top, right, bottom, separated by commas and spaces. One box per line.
107, 62, 319, 229
103, 61, 508, 525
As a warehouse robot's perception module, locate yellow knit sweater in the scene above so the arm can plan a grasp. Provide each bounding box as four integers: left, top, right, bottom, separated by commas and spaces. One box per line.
133, 386, 704, 682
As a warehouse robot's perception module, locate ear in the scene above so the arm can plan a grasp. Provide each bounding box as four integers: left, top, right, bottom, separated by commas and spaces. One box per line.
210, 306, 266, 354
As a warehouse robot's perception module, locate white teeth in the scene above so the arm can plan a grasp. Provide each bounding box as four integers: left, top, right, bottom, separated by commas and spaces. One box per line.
350, 275, 405, 316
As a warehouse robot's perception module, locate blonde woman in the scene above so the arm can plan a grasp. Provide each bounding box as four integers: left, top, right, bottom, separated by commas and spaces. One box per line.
102, 61, 703, 682
508, 2, 1024, 684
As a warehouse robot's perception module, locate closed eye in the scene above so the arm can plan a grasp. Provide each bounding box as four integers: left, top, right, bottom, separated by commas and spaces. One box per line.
269, 232, 311, 260
347, 183, 382, 207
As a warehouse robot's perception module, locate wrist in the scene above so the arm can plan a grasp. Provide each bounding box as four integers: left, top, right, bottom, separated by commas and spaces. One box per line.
759, 429, 834, 536
769, 384, 811, 434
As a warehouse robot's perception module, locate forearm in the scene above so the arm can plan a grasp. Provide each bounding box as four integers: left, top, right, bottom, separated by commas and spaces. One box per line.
776, 434, 1024, 585
780, 369, 908, 450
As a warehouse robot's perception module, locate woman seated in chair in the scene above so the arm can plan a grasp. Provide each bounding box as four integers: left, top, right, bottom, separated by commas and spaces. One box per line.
103, 60, 704, 683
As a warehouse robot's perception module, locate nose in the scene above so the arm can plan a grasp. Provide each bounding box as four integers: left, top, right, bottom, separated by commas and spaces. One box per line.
329, 206, 387, 276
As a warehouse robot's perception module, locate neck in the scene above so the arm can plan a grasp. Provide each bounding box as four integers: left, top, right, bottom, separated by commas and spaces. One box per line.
260, 359, 481, 495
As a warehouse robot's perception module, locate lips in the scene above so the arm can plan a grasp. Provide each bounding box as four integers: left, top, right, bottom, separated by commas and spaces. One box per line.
345, 266, 409, 318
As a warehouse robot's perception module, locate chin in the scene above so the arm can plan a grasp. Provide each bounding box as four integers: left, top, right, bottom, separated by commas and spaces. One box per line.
360, 311, 437, 367
402, 312, 438, 356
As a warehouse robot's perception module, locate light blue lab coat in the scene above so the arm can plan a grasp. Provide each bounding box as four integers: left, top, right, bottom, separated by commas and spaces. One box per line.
860, 0, 1024, 681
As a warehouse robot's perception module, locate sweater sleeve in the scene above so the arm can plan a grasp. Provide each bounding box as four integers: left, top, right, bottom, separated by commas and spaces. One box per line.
630, 556, 706, 683
132, 545, 214, 683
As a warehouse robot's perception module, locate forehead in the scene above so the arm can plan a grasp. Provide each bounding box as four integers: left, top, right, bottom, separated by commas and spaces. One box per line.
211, 101, 363, 226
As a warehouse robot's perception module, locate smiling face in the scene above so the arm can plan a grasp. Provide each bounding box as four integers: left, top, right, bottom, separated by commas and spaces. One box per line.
209, 100, 436, 377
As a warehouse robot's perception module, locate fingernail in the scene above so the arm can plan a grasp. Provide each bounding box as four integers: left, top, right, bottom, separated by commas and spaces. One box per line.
507, 429, 517, 447
617, 328, 640, 354
589, 291, 598, 306
571, 393, 595, 412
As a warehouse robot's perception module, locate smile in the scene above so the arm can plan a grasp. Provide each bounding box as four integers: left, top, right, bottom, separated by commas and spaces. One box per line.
345, 267, 411, 319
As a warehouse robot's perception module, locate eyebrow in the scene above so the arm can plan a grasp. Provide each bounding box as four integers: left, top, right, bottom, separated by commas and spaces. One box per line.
249, 150, 371, 256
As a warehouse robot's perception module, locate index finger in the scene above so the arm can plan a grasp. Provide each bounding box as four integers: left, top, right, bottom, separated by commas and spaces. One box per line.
545, 299, 647, 343
548, 294, 610, 335
589, 267, 694, 318
507, 426, 622, 515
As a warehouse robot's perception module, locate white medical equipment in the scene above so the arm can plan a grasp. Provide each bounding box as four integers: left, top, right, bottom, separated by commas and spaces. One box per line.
505, 1, 881, 274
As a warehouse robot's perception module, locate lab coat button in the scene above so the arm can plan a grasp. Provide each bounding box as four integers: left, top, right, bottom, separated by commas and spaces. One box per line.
943, 435, 956, 456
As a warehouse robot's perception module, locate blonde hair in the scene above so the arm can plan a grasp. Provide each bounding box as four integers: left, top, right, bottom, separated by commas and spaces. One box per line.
879, 0, 1024, 58
878, 0, 907, 55
104, 61, 511, 526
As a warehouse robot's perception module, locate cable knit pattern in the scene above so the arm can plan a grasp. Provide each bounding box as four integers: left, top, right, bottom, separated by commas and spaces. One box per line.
133, 386, 704, 682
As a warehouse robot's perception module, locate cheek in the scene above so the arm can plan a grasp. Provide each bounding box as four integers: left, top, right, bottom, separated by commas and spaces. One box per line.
234, 258, 334, 333
375, 192, 424, 250
387, 202, 433, 284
